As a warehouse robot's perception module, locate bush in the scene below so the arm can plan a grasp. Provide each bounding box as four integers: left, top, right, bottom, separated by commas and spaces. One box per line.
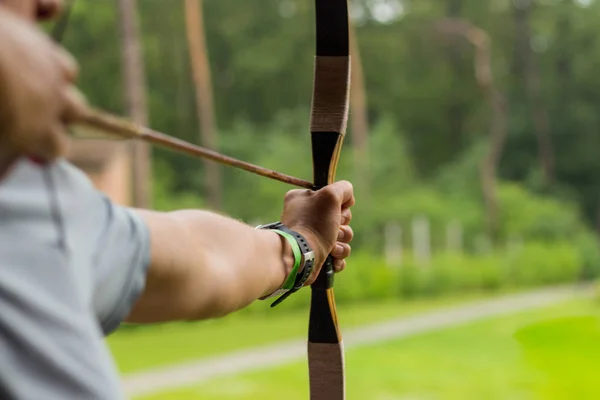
497, 183, 587, 242
506, 241, 581, 286
259, 239, 586, 314
575, 233, 600, 280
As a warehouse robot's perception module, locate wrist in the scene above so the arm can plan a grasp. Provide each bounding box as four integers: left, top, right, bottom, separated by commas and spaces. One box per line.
280, 233, 296, 280
289, 227, 326, 272
259, 230, 295, 298
256, 222, 316, 306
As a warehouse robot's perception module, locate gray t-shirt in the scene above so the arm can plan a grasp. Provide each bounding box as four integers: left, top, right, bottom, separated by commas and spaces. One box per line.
0, 158, 151, 399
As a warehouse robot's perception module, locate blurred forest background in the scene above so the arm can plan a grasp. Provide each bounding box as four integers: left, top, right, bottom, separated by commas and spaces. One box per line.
46, 0, 600, 398
55, 0, 600, 304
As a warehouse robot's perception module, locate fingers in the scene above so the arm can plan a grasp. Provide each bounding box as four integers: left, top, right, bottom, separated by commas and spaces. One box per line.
320, 180, 355, 207
341, 208, 352, 225
333, 259, 346, 273
53, 44, 79, 82
283, 179, 355, 279
331, 242, 351, 259
332, 226, 352, 274
337, 225, 353, 243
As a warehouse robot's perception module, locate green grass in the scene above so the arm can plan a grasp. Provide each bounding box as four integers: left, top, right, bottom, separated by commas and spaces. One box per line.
137, 298, 600, 400
109, 291, 493, 373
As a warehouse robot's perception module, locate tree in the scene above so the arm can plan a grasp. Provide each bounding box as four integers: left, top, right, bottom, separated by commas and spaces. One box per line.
118, 0, 151, 208
512, 0, 554, 185
184, 0, 221, 209
436, 19, 508, 237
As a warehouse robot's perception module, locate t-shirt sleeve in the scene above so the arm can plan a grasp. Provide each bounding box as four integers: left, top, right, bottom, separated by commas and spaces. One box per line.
0, 158, 138, 399
91, 198, 152, 335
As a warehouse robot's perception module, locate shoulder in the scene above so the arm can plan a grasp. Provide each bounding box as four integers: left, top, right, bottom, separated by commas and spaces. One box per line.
0, 157, 96, 198
0, 157, 98, 241
0, 157, 152, 333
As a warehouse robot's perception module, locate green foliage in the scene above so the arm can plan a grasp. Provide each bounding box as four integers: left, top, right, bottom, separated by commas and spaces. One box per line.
506, 241, 581, 286
57, 0, 600, 240
60, 0, 600, 313
497, 183, 586, 241
60, 0, 600, 232
228, 240, 585, 316
393, 242, 581, 301
152, 160, 206, 211
576, 233, 600, 280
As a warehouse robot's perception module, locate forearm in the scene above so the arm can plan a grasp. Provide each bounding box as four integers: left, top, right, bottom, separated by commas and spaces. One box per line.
127, 209, 292, 322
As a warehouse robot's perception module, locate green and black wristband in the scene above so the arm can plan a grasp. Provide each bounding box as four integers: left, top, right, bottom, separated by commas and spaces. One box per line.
256, 222, 315, 307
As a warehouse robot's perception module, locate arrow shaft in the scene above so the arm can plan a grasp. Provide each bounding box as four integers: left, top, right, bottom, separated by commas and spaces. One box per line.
72, 109, 313, 190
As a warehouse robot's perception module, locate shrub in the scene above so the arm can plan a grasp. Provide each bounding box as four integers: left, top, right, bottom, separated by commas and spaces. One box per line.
506, 241, 581, 287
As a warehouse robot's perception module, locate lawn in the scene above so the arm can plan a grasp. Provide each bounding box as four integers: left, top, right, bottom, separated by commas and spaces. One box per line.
136, 298, 600, 400
109, 292, 493, 373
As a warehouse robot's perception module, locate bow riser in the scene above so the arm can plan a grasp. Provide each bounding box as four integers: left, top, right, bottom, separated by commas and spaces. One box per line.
307, 1, 350, 399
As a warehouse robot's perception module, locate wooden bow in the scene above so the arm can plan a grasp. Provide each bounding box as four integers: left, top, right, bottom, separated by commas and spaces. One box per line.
306, 1, 350, 399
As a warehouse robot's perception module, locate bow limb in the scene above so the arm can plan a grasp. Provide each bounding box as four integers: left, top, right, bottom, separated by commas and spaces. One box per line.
307, 1, 350, 399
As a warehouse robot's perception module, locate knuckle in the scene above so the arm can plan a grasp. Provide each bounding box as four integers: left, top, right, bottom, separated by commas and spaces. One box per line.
55, 47, 79, 81
283, 190, 294, 201
283, 189, 298, 202
337, 180, 354, 193
284, 189, 310, 202
344, 226, 354, 241
345, 209, 353, 219
317, 186, 338, 203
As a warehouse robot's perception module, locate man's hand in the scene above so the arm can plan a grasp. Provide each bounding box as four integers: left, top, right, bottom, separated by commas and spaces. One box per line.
0, 5, 87, 163
129, 181, 356, 322
281, 180, 355, 284
1, 0, 63, 20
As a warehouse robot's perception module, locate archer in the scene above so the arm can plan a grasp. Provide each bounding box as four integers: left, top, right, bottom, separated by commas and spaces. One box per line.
0, 1, 355, 399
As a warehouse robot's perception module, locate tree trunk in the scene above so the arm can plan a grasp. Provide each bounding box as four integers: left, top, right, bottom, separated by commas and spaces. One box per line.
513, 0, 554, 185
555, 15, 572, 103
184, 0, 221, 210
436, 20, 509, 237
472, 30, 508, 238
117, 0, 151, 208
349, 23, 369, 195
444, 0, 468, 157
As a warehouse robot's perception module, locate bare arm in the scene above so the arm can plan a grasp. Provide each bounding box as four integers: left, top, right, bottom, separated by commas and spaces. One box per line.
127, 209, 294, 322
127, 181, 355, 323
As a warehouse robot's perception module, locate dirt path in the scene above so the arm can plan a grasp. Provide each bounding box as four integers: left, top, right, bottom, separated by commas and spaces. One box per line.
121, 285, 592, 398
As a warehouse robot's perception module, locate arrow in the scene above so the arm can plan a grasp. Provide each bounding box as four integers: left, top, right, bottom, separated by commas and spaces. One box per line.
69, 108, 313, 190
